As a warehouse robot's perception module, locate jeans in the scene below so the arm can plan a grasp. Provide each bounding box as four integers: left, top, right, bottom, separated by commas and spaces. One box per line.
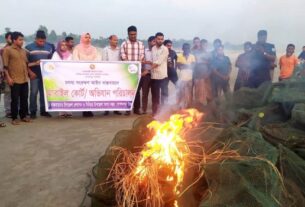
4, 91, 11, 114
3, 81, 11, 114
30, 77, 46, 114
10, 82, 28, 120
151, 78, 168, 114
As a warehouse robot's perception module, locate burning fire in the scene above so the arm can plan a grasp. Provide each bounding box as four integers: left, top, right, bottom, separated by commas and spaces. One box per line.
134, 109, 203, 205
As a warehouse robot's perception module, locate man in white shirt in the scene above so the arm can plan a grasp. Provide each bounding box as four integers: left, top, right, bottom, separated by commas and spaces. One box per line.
102, 35, 122, 115
151, 32, 169, 115
103, 35, 120, 62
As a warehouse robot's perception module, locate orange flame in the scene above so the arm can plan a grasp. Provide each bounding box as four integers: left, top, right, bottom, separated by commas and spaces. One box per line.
134, 109, 203, 203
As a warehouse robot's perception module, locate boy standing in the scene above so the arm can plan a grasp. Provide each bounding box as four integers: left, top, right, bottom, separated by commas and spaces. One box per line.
2, 32, 30, 125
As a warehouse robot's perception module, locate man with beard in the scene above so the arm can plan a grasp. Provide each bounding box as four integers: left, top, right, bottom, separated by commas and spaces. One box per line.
151, 32, 169, 115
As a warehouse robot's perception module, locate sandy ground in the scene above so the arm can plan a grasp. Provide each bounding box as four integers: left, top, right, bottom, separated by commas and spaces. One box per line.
0, 50, 281, 207
0, 106, 138, 207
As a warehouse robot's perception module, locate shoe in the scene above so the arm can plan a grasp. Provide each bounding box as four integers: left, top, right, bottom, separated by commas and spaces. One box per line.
114, 111, 122, 115
40, 111, 52, 117
134, 111, 142, 115
30, 113, 37, 119
142, 111, 147, 115
104, 111, 110, 116
125, 111, 131, 116
83, 112, 94, 117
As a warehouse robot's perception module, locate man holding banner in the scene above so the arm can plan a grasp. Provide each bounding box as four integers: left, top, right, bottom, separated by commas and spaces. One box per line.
120, 26, 145, 115
102, 35, 122, 116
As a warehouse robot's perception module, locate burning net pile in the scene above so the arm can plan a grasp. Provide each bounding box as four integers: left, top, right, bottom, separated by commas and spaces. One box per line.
107, 109, 203, 207
90, 64, 305, 207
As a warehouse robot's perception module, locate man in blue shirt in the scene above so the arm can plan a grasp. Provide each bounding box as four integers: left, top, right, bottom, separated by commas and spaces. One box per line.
26, 30, 53, 118
211, 45, 232, 98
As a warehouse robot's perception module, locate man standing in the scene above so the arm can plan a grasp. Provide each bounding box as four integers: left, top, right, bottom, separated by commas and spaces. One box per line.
65, 36, 75, 53
151, 32, 169, 115
164, 39, 178, 85
193, 39, 212, 105
234, 42, 253, 91
0, 32, 12, 118
256, 30, 276, 81
279, 44, 298, 81
210, 45, 232, 98
177, 43, 196, 108
0, 54, 5, 127
140, 36, 155, 114
120, 26, 145, 115
102, 35, 122, 116
2, 32, 30, 125
26, 30, 53, 119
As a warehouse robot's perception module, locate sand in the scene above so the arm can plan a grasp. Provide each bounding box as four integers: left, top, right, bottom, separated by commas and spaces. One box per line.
0, 109, 136, 207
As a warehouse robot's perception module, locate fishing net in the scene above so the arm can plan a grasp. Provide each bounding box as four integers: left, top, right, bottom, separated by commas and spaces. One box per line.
90, 63, 305, 207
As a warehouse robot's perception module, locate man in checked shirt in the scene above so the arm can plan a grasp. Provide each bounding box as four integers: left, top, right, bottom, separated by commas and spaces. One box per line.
120, 26, 145, 115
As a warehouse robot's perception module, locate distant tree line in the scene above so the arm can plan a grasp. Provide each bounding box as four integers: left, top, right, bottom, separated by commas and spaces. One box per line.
0, 25, 243, 50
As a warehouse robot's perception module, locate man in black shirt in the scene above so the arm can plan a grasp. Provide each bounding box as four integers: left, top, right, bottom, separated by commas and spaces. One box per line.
164, 39, 178, 85
255, 30, 276, 81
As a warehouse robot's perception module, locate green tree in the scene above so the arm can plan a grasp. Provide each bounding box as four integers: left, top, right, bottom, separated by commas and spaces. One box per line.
48, 30, 58, 43
5, 27, 11, 33
38, 25, 48, 35
61, 32, 67, 39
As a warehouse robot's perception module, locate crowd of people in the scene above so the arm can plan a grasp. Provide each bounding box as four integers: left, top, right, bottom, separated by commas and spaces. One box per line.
0, 26, 304, 127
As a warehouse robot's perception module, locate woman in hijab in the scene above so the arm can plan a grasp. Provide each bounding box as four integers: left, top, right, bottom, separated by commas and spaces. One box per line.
52, 40, 73, 118
72, 33, 101, 117
52, 40, 72, 61
72, 33, 101, 61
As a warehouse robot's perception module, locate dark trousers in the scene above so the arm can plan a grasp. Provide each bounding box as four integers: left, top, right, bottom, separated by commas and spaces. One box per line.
151, 78, 168, 114
134, 74, 151, 113
168, 69, 178, 85
10, 82, 29, 120
212, 79, 229, 98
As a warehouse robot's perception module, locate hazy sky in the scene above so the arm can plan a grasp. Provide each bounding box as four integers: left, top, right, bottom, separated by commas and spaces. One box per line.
1, 0, 304, 49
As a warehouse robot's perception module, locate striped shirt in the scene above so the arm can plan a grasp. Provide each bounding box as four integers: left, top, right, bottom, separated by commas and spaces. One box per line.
120, 40, 144, 61
25, 42, 53, 78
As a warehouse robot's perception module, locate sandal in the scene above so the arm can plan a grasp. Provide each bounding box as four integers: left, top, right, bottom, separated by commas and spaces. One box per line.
0, 122, 6, 127
21, 118, 31, 123
11, 120, 20, 125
